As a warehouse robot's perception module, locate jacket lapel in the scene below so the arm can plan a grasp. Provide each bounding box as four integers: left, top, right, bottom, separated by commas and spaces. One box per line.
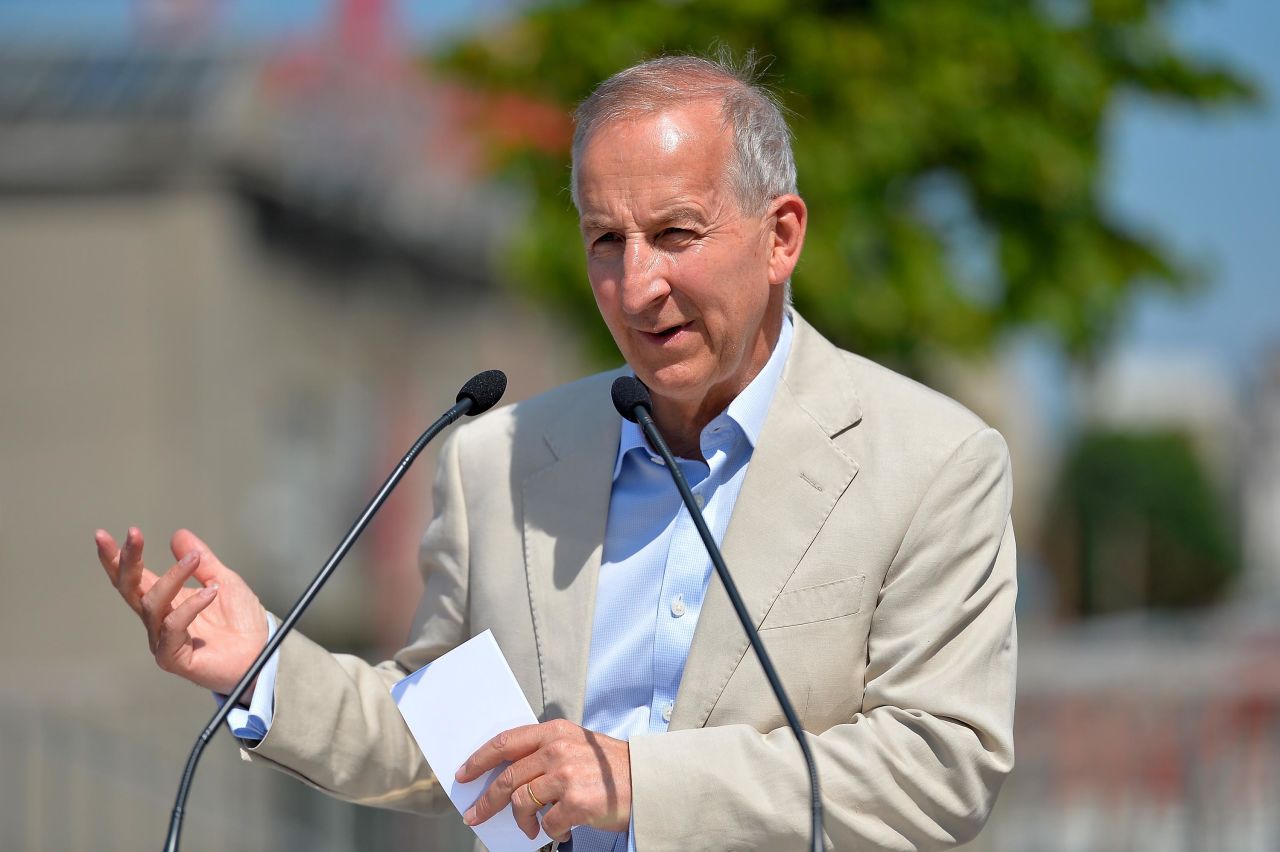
521, 377, 621, 724
670, 316, 862, 730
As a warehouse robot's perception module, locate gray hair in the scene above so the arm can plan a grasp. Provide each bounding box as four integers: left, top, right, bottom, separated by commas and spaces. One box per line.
570, 53, 797, 215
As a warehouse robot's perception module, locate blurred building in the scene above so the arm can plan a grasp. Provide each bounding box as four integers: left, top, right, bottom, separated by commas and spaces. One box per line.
1243, 349, 1280, 599
0, 3, 582, 849
1079, 348, 1243, 487
971, 610, 1280, 852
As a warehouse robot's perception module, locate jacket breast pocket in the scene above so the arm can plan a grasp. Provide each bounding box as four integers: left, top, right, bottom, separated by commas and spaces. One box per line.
759, 574, 866, 630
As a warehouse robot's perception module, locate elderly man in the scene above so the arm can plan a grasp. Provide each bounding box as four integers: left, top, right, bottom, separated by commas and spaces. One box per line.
97, 56, 1016, 850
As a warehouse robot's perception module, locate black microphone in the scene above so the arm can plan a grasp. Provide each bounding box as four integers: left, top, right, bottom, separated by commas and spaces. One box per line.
164, 370, 507, 852
611, 376, 824, 852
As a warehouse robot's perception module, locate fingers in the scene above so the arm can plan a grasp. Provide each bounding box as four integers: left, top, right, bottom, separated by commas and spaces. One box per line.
486, 773, 571, 842
456, 723, 545, 782
476, 762, 570, 834
459, 721, 630, 837
460, 721, 583, 835
95, 529, 121, 585
510, 778, 549, 839
154, 583, 219, 671
463, 753, 545, 835
140, 550, 202, 651
539, 802, 574, 844
113, 527, 152, 614
169, 528, 222, 584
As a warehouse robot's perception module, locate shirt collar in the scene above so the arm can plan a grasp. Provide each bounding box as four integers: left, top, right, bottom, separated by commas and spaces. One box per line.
612, 313, 794, 481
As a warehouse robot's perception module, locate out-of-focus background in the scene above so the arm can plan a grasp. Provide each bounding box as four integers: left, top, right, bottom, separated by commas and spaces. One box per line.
0, 1, 1275, 849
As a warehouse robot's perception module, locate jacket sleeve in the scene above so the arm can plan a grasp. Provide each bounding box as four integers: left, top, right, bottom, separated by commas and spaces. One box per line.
235, 428, 474, 814
628, 427, 1017, 850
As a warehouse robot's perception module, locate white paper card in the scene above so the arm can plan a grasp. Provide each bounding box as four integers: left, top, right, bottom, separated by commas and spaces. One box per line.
390, 630, 551, 851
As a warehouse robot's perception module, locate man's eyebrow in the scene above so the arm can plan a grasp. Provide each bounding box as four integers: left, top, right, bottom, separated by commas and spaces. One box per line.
579, 206, 709, 233
579, 215, 615, 232
653, 205, 709, 226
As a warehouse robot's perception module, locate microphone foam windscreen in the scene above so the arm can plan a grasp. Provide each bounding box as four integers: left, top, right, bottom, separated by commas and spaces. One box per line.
457, 370, 508, 415
610, 376, 652, 422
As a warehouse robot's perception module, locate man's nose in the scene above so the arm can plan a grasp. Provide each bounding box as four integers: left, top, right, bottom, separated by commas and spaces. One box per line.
620, 239, 669, 315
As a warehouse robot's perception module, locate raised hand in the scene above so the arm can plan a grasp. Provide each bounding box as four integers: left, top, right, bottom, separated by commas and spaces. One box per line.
96, 527, 269, 697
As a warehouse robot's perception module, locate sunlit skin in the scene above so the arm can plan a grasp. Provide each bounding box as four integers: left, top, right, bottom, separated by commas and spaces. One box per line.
94, 527, 268, 699
456, 100, 808, 839
577, 102, 807, 458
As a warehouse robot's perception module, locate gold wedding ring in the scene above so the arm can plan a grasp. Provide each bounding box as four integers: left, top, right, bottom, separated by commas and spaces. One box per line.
526, 782, 546, 809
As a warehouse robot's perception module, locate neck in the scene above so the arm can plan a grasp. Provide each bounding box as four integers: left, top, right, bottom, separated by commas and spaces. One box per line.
648, 402, 713, 461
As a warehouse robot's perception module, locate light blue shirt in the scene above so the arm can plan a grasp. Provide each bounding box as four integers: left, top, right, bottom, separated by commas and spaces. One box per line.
572, 316, 792, 852
230, 317, 794, 851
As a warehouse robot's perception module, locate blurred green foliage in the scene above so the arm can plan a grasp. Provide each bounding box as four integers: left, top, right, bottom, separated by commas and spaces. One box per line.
435, 0, 1254, 371
1045, 429, 1239, 615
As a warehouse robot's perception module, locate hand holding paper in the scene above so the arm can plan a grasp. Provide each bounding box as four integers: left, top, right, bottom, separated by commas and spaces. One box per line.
457, 719, 632, 842
390, 631, 552, 852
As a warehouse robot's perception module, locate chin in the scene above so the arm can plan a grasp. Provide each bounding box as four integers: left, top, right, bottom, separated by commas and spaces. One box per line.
637, 365, 712, 404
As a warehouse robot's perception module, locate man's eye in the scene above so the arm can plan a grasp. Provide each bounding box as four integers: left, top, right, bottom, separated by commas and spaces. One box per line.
593, 233, 622, 248
659, 228, 694, 241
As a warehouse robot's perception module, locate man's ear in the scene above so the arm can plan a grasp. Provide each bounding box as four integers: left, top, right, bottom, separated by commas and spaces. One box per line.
767, 194, 807, 286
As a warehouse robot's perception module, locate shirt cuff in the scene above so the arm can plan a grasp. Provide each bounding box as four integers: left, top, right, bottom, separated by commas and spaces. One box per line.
214, 612, 279, 743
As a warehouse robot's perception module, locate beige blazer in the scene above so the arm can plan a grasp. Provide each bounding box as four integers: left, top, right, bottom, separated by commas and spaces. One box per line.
245, 314, 1017, 851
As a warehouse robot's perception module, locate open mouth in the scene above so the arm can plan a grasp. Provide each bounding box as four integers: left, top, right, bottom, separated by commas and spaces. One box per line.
645, 321, 692, 342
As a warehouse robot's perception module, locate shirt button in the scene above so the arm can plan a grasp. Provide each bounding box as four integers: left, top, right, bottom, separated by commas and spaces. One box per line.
662, 702, 674, 722
670, 594, 686, 617
694, 493, 705, 510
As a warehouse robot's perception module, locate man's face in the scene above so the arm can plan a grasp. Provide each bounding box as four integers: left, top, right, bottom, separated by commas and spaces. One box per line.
576, 103, 788, 419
